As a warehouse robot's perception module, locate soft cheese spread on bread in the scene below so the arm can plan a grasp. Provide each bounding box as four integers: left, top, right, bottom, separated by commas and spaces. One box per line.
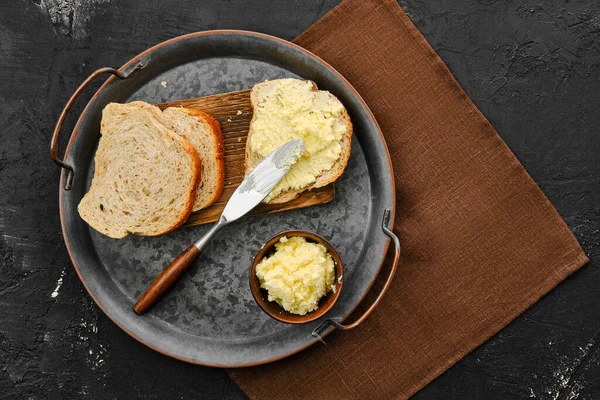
246, 79, 352, 203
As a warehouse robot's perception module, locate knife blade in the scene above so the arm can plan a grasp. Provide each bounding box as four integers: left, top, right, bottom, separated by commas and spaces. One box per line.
134, 139, 306, 314
222, 138, 305, 222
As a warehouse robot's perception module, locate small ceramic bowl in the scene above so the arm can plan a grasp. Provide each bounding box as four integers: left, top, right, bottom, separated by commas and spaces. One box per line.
249, 230, 344, 324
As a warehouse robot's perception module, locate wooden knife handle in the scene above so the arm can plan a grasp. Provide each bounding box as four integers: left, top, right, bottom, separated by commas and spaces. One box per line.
134, 244, 201, 315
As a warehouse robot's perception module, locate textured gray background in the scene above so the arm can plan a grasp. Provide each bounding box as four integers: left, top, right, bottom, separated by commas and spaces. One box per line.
0, 0, 599, 399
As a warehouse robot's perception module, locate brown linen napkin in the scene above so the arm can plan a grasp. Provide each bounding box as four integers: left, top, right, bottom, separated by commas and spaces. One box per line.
228, 0, 589, 398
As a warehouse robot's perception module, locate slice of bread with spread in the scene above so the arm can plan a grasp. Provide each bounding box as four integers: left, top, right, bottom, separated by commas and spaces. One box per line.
245, 78, 352, 204
78, 102, 201, 238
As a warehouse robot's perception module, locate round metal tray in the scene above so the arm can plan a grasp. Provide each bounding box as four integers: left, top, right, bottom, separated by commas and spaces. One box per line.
55, 31, 396, 367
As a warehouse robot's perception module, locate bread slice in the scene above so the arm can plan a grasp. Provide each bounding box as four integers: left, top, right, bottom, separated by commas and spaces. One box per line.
101, 101, 225, 211
78, 103, 201, 238
158, 108, 225, 211
245, 78, 352, 204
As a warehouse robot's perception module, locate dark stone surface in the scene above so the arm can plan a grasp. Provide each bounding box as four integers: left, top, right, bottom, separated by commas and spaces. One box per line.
0, 0, 597, 399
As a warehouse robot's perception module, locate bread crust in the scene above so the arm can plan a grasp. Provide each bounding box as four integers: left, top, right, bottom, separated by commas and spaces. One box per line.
244, 80, 352, 204
149, 130, 201, 235
176, 108, 225, 209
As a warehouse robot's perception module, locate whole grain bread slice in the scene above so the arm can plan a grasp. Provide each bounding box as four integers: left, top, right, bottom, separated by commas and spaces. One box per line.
78, 102, 201, 238
245, 79, 352, 204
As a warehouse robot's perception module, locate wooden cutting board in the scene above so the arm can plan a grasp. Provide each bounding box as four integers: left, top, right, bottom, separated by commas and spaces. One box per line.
158, 90, 335, 227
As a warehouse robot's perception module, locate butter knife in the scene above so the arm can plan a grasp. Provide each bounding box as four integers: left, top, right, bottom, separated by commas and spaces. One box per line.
134, 139, 306, 314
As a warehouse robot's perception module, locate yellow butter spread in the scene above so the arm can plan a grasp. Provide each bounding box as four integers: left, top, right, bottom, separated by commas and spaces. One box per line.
255, 236, 335, 315
249, 79, 349, 202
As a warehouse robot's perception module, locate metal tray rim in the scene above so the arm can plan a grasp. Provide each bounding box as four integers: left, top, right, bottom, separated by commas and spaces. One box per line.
58, 29, 396, 367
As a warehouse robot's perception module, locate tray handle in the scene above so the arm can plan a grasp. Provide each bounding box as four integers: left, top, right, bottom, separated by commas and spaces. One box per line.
312, 208, 400, 337
50, 62, 146, 190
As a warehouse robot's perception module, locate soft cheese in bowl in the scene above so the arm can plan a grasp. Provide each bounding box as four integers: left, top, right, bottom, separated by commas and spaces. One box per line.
250, 230, 344, 324
256, 236, 334, 315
